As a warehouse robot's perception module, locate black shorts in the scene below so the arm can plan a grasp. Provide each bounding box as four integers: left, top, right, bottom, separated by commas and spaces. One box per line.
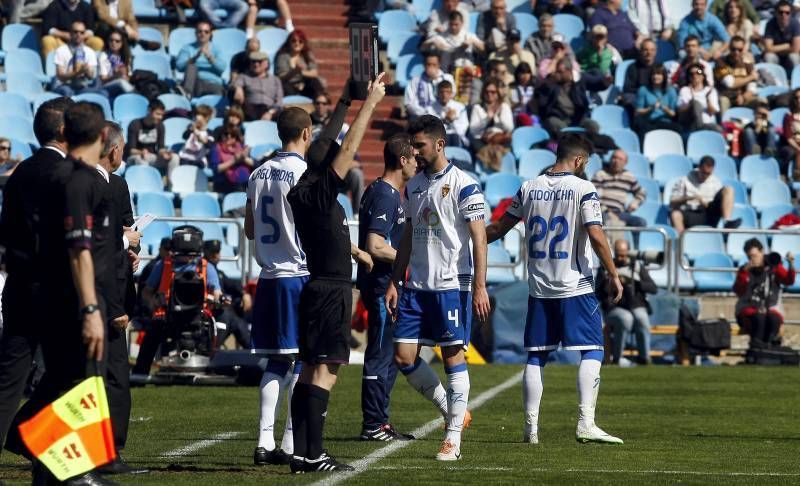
298, 278, 352, 365
682, 189, 725, 228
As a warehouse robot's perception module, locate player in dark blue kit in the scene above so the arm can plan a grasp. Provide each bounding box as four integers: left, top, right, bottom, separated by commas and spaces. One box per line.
357, 133, 418, 442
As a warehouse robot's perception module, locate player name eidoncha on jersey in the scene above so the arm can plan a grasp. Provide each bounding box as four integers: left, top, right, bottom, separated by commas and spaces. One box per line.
528, 188, 575, 201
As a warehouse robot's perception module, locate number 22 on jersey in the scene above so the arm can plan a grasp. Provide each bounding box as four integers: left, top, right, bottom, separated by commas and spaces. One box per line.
528, 215, 569, 260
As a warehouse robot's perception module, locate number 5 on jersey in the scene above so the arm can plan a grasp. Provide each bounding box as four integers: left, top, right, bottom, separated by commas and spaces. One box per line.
528, 216, 569, 260
260, 195, 280, 244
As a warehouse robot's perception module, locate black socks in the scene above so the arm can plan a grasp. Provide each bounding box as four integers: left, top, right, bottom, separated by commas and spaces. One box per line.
306, 385, 330, 460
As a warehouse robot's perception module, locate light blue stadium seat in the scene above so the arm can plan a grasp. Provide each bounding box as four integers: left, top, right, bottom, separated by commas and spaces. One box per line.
168, 27, 195, 58
662, 177, 681, 205
722, 178, 748, 205
445, 146, 472, 167
759, 203, 794, 229
244, 120, 280, 147
625, 152, 650, 179
216, 244, 242, 279
0, 92, 33, 120
509, 0, 530, 11
631, 200, 668, 225
207, 117, 224, 132
487, 245, 516, 283
0, 115, 37, 146
410, 0, 439, 23
136, 191, 175, 217
585, 153, 602, 180
250, 143, 280, 160
378, 10, 418, 44
637, 224, 675, 252
170, 165, 208, 196
513, 13, 538, 41
337, 193, 354, 220
603, 128, 640, 154
727, 232, 767, 264
257, 28, 289, 60
590, 104, 629, 129
9, 138, 32, 160
757, 85, 789, 98
484, 173, 522, 207
141, 221, 172, 254
113, 93, 149, 121
751, 179, 791, 212
193, 222, 225, 242
468, 11, 480, 34
159, 93, 193, 112
706, 153, 737, 179
637, 177, 660, 202
137, 26, 165, 52
191, 94, 227, 114
518, 149, 556, 179
683, 228, 724, 260
283, 95, 313, 105
73, 93, 113, 120
739, 155, 780, 188
770, 107, 789, 128
643, 129, 684, 160
182, 192, 221, 218
613, 59, 635, 90
771, 233, 800, 257
721, 106, 754, 124
729, 204, 757, 228
222, 191, 247, 214
125, 165, 164, 195
163, 117, 191, 147
686, 130, 727, 161
212, 28, 247, 59
133, 52, 173, 80
692, 253, 735, 291
512, 126, 549, 158
498, 151, 516, 174
553, 13, 584, 43
3, 48, 48, 82
652, 154, 692, 187
792, 65, 800, 89
395, 53, 424, 89
1, 23, 39, 53
132, 0, 161, 19
755, 62, 789, 87
386, 32, 422, 65
45, 51, 55, 78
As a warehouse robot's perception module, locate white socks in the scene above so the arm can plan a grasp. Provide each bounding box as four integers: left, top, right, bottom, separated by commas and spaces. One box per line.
523, 363, 544, 433
444, 367, 470, 447
402, 359, 448, 417
577, 358, 602, 427
257, 370, 283, 450
279, 371, 299, 454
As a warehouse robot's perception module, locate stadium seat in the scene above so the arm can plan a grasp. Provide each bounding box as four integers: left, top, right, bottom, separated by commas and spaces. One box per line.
508, 0, 530, 11
637, 224, 674, 252
113, 93, 149, 121
682, 228, 724, 260
513, 13, 538, 41
378, 10, 418, 44
686, 130, 727, 161
553, 14, 584, 43
243, 120, 280, 147
750, 179, 791, 212
8, 138, 32, 160
722, 178, 748, 205
191, 95, 227, 114
212, 28, 247, 59
603, 128, 640, 154
755, 62, 789, 87
445, 146, 473, 167
137, 26, 165, 53
136, 191, 175, 217
637, 177, 660, 202
164, 117, 191, 147
590, 105, 629, 129
257, 28, 289, 60
386, 32, 422, 66
585, 153, 602, 180
221, 191, 247, 214
631, 200, 669, 225
168, 27, 195, 59
0, 115, 37, 146
159, 93, 193, 112
643, 129, 684, 160
45, 51, 56, 78
692, 253, 735, 291
394, 53, 424, 89
283, 95, 313, 105
3, 48, 48, 82
141, 221, 172, 254
721, 106, 754, 125
512, 126, 550, 158
613, 59, 635, 90
0, 92, 33, 120
193, 222, 225, 242
487, 245, 516, 283
771, 233, 800, 257
250, 143, 280, 160
170, 165, 209, 196
727, 232, 767, 264
739, 155, 780, 188
706, 153, 737, 180
759, 203, 794, 229
792, 65, 800, 89
207, 117, 224, 132
132, 0, 161, 19
132, 52, 173, 80
625, 153, 651, 179
468, 11, 480, 34
655, 38, 677, 63
125, 165, 164, 195
182, 192, 221, 218
652, 154, 692, 187
770, 106, 789, 128
756, 85, 788, 99
337, 193, 354, 221
73, 93, 113, 120
518, 149, 556, 179
484, 173, 522, 207
729, 204, 758, 229
1, 23, 39, 53
661, 177, 682, 205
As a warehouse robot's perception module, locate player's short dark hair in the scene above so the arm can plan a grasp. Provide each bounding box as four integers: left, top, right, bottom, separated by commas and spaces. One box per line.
100, 121, 124, 158
33, 97, 74, 146
148, 99, 165, 112
63, 102, 106, 148
407, 114, 446, 145
744, 237, 764, 253
277, 107, 312, 144
555, 132, 593, 165
384, 133, 414, 170
699, 155, 715, 167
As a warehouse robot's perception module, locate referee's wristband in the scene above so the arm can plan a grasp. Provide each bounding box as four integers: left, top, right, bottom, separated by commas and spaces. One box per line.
80, 304, 100, 315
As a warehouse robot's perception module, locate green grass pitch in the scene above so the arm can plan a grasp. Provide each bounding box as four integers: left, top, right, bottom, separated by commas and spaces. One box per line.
2, 365, 800, 485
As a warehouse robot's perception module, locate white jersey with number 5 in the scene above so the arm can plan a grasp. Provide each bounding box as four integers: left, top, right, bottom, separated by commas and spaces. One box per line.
247, 151, 309, 279
506, 171, 603, 298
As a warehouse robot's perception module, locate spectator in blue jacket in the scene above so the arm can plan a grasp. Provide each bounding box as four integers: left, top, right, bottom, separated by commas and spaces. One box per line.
634, 65, 680, 135
677, 0, 730, 60
175, 21, 227, 97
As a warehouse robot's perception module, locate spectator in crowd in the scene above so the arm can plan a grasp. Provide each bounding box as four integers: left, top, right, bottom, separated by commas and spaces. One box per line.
425, 80, 469, 148
742, 101, 777, 155
621, 38, 657, 107
178, 104, 214, 168
231, 51, 283, 121
534, 0, 584, 18
93, 0, 138, 43
723, 0, 759, 57
245, 0, 294, 39
589, 0, 641, 59
422, 10, 485, 70
423, 0, 471, 38
469, 79, 514, 170
468, 58, 514, 106
510, 61, 537, 125
41, 0, 103, 56
627, 0, 676, 40
98, 29, 135, 99
669, 155, 741, 233
635, 65, 680, 135
591, 149, 647, 227
404, 53, 456, 120
710, 0, 760, 24
461, 0, 490, 12
678, 62, 722, 132
209, 125, 254, 194
199, 0, 249, 29
202, 240, 251, 349
538, 58, 589, 136
488, 28, 536, 76
752, 0, 779, 22
213, 105, 245, 141
126, 99, 179, 176
677, 0, 730, 61
576, 24, 615, 93
0, 138, 21, 176
671, 35, 715, 87
779, 88, 800, 177
50, 21, 107, 97
525, 12, 555, 64
175, 21, 227, 97
275, 29, 326, 99
762, 0, 800, 72
538, 36, 580, 82
596, 239, 657, 365
230, 37, 261, 84
476, 0, 517, 54
714, 35, 758, 112
734, 238, 795, 348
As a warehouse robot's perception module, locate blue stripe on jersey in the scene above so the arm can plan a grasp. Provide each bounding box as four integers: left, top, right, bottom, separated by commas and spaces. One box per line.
584, 221, 602, 227
431, 163, 454, 180
458, 183, 481, 202
547, 171, 572, 177
580, 192, 599, 204
275, 151, 306, 161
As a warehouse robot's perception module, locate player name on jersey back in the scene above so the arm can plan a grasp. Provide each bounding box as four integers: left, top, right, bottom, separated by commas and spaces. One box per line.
507, 171, 603, 299
247, 152, 310, 279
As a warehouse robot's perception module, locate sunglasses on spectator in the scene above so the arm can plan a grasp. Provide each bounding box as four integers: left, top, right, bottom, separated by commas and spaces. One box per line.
730, 46, 743, 52
0, 145, 10, 150
110, 37, 123, 43
779, 9, 792, 15
196, 29, 211, 34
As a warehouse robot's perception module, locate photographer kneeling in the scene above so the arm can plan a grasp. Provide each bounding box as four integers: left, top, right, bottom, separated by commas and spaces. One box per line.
733, 238, 795, 349
596, 239, 658, 365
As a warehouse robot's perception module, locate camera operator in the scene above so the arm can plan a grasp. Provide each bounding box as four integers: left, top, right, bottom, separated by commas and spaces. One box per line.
733, 238, 795, 348
202, 240, 251, 349
595, 239, 658, 365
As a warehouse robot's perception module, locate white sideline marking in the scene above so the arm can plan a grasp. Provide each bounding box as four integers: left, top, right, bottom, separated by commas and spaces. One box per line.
374, 466, 513, 471
312, 370, 524, 486
160, 431, 242, 459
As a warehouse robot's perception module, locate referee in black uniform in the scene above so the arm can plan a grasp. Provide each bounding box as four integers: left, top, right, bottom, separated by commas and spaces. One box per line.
286, 74, 387, 473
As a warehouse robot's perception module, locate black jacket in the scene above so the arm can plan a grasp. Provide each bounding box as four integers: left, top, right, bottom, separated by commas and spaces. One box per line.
595, 260, 658, 312
108, 173, 136, 318
537, 79, 590, 126
42, 0, 97, 35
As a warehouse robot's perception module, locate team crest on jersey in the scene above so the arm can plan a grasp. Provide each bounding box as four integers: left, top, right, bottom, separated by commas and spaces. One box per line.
441, 184, 450, 198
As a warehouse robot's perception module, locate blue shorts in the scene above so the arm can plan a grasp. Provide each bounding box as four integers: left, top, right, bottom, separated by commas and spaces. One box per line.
250, 276, 308, 354
525, 293, 603, 352
394, 289, 472, 348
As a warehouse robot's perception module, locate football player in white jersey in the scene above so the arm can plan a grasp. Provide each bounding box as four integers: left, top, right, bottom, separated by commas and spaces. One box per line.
485, 133, 624, 445
385, 115, 491, 461
245, 107, 312, 466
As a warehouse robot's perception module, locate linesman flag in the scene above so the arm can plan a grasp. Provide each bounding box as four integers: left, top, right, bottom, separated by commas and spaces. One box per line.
18, 376, 116, 481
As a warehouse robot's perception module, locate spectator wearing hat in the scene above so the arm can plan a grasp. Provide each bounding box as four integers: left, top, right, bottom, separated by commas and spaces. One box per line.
669, 155, 741, 233
589, 0, 642, 59
232, 51, 284, 122
476, 0, 517, 55
577, 24, 616, 93
525, 13, 555, 63
41, 0, 104, 57
677, 0, 730, 61
405, 53, 456, 121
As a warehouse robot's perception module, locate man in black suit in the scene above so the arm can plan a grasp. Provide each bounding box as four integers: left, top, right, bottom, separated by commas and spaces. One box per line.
0, 97, 73, 452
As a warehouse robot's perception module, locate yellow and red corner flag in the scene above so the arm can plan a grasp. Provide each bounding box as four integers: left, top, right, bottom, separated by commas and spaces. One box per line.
19, 376, 116, 481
